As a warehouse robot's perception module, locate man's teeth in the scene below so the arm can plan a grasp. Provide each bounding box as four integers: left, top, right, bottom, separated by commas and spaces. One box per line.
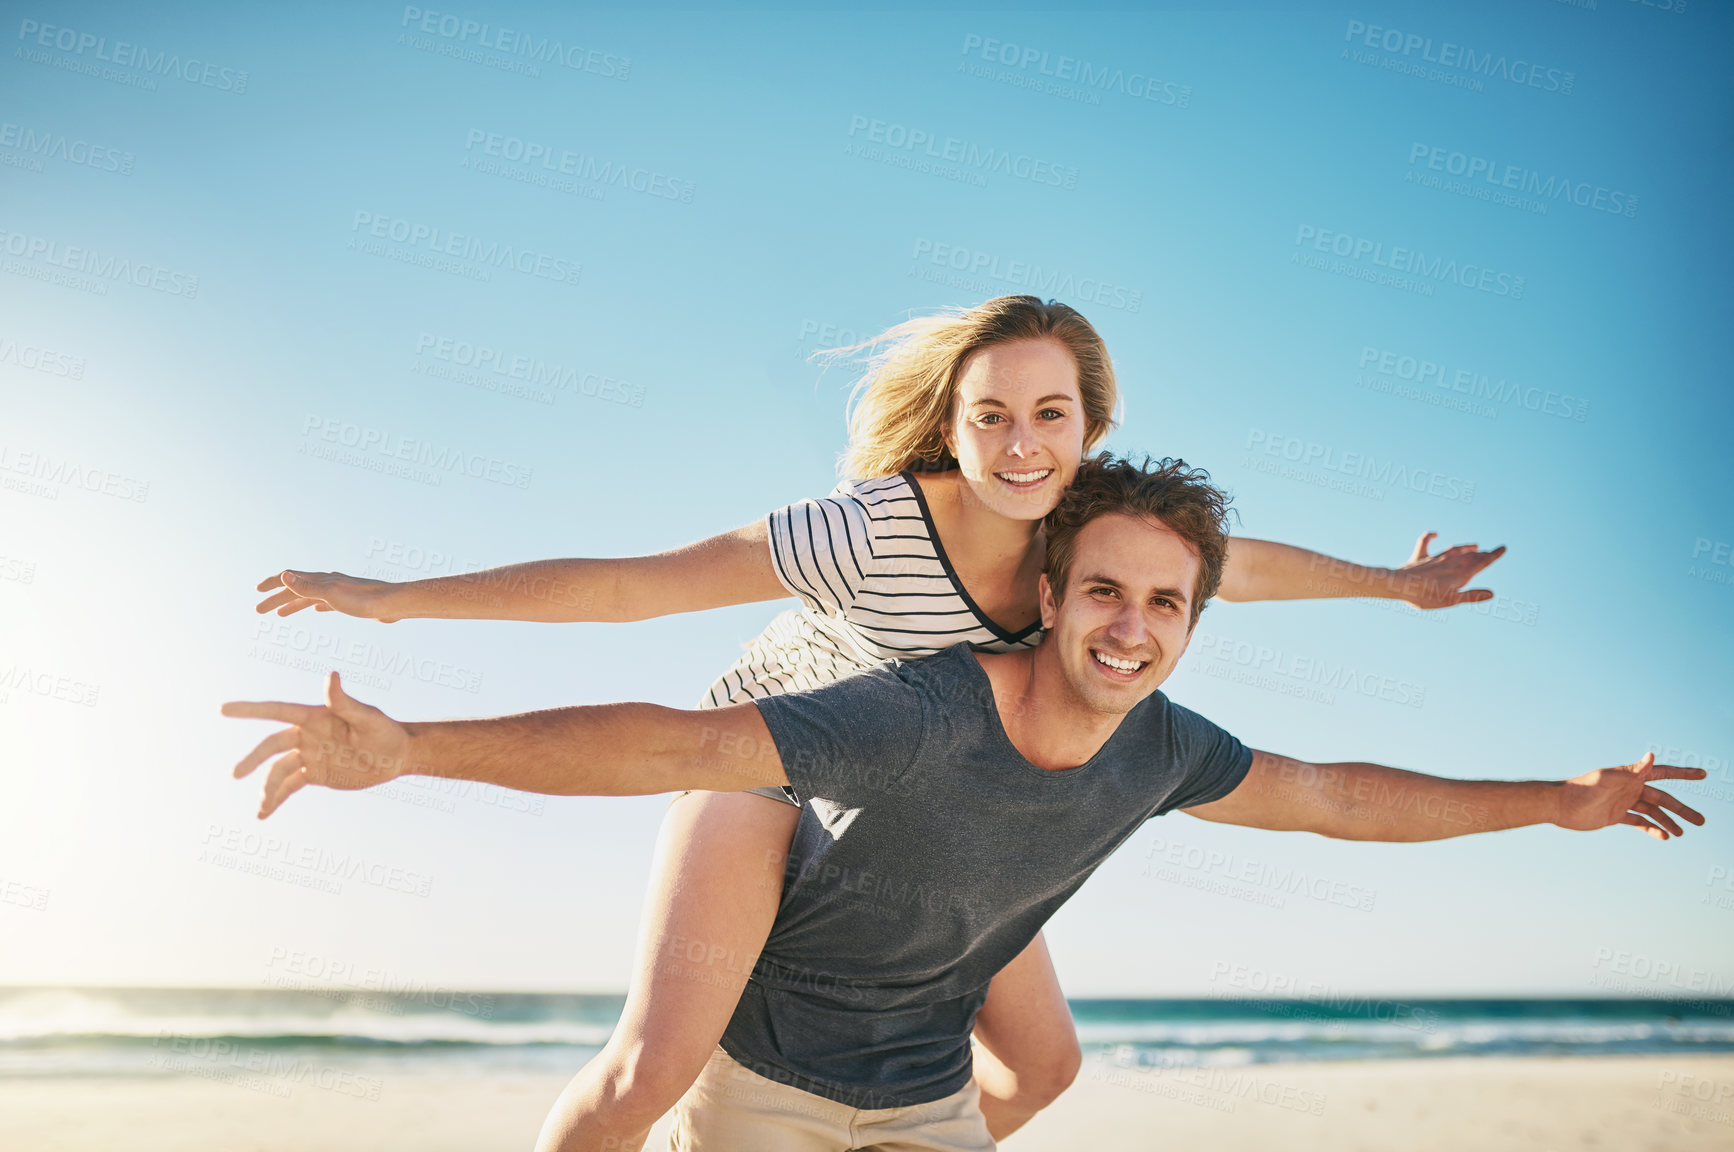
1093, 650, 1146, 673
998, 469, 1052, 484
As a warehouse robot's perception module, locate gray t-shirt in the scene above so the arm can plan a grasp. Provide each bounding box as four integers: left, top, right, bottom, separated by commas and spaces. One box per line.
721, 643, 1253, 1109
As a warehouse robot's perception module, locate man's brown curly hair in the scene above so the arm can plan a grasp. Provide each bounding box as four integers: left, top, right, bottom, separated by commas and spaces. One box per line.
1043, 453, 1234, 628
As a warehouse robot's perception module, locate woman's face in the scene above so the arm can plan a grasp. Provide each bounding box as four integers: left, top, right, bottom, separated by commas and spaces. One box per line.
944, 337, 1088, 522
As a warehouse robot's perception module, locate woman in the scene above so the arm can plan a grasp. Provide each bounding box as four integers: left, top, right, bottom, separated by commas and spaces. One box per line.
255, 296, 1502, 1150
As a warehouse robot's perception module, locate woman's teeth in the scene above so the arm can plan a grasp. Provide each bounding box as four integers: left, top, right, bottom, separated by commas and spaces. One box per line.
997, 469, 1052, 485
1093, 650, 1146, 673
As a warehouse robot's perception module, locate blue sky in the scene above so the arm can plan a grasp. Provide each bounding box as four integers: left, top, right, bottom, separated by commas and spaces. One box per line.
1, 0, 1729, 996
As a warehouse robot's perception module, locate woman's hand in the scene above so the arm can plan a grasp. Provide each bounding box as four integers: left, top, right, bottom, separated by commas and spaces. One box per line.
1390, 532, 1506, 610
255, 570, 405, 622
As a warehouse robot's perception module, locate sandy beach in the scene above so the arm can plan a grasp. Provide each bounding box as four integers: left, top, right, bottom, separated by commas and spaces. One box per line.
5, 1055, 1731, 1150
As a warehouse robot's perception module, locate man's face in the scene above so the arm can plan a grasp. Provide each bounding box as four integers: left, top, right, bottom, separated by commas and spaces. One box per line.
1038, 512, 1201, 716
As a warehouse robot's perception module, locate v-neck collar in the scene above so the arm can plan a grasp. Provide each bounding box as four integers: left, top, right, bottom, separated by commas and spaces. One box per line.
900, 471, 1043, 646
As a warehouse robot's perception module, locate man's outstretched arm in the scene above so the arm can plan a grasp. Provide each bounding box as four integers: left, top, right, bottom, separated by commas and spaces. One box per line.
222, 672, 787, 818
1184, 749, 1707, 842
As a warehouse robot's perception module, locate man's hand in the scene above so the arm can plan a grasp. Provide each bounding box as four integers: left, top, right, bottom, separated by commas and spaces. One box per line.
222, 672, 412, 818
255, 570, 403, 622
1391, 532, 1506, 609
1556, 753, 1707, 840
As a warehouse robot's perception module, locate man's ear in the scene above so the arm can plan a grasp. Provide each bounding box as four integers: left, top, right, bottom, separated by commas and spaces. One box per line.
1175, 614, 1199, 663
1039, 572, 1059, 630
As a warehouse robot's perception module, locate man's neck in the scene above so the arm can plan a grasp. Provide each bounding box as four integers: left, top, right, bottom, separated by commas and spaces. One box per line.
974, 648, 1130, 771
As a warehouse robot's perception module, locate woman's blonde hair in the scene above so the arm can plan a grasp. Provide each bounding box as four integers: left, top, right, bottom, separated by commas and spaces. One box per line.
828, 296, 1119, 479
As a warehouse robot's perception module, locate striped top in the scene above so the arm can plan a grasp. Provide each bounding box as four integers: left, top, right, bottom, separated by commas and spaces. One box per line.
702, 472, 1045, 708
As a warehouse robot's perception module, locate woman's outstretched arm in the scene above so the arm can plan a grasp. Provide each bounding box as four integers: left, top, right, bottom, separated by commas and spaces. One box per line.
252, 521, 788, 624
1218, 531, 1505, 609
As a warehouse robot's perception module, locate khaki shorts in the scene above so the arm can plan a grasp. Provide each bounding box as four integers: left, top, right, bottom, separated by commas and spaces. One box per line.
670, 1046, 996, 1151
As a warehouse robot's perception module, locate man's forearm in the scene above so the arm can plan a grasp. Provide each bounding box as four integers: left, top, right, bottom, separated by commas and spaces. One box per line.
1219, 539, 1401, 603
1254, 755, 1562, 841
401, 702, 786, 795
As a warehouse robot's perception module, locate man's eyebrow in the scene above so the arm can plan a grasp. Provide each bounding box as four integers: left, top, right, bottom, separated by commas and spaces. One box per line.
1078, 572, 1189, 604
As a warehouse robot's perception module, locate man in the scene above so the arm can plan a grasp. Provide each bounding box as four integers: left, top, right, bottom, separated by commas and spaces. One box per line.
225, 455, 1706, 1150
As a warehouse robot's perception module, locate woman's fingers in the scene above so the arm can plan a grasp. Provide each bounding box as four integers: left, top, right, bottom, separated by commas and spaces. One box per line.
1643, 785, 1704, 827
254, 588, 301, 615
1634, 800, 1683, 838
1619, 811, 1668, 840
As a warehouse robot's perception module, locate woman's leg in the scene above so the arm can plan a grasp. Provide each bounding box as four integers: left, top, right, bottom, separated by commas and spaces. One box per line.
968, 931, 1083, 1141
533, 790, 800, 1152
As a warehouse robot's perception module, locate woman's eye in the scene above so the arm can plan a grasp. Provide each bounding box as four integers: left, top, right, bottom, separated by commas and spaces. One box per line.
975, 413, 1003, 425
1040, 408, 1067, 420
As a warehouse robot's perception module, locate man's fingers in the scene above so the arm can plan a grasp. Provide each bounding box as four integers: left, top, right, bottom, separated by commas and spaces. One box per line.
1643, 786, 1705, 826
262, 749, 307, 809
1448, 588, 1495, 605
260, 754, 308, 819
1440, 543, 1479, 558
1619, 812, 1669, 840
1409, 531, 1437, 563
234, 728, 298, 779
325, 671, 368, 721
1634, 800, 1683, 838
222, 700, 319, 725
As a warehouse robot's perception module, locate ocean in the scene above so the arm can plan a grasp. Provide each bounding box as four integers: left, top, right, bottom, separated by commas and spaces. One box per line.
4, 987, 1731, 1084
